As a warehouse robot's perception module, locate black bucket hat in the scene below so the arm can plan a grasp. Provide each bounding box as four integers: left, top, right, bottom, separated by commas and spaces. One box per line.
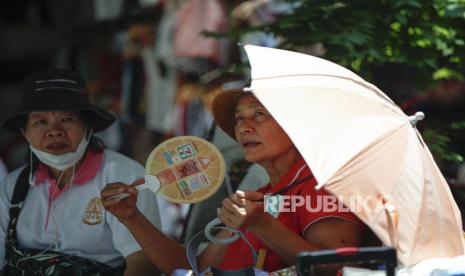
2, 68, 115, 132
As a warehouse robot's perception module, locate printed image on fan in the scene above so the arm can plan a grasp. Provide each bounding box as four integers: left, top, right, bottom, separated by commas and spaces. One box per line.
145, 136, 225, 203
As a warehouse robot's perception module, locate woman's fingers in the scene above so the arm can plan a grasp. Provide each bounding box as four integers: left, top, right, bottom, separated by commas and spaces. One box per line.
237, 190, 264, 202
228, 191, 263, 208
227, 193, 247, 207
219, 197, 250, 229
101, 197, 122, 208
222, 197, 246, 215
219, 203, 237, 218
101, 183, 127, 198
101, 182, 138, 202
220, 191, 268, 230
217, 208, 236, 228
131, 178, 145, 187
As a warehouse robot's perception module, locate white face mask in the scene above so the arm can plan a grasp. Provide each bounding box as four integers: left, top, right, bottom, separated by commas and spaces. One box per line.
30, 129, 92, 171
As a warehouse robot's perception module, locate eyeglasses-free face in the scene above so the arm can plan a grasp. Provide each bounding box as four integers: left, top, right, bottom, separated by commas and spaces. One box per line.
22, 111, 87, 156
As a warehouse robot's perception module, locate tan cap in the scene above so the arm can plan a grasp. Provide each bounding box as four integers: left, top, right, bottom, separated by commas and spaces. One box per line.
211, 87, 247, 140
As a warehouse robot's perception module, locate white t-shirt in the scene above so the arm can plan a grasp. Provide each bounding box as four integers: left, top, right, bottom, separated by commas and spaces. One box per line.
0, 159, 7, 182
0, 150, 161, 269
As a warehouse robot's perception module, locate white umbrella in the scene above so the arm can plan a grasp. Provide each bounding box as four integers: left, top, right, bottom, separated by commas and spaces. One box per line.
243, 45, 465, 266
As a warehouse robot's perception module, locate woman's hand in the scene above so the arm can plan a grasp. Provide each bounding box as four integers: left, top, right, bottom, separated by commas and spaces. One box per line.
100, 178, 143, 224
217, 190, 271, 231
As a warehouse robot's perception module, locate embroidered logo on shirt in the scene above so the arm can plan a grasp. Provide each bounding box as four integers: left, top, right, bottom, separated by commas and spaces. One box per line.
83, 197, 104, 225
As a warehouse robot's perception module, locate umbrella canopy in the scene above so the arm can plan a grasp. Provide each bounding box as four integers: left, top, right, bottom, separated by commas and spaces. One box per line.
244, 45, 465, 266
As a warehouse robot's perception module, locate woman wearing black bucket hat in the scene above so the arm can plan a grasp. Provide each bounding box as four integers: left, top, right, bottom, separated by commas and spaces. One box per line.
0, 69, 160, 276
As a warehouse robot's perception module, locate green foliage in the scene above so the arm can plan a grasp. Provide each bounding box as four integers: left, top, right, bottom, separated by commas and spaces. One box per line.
212, 0, 465, 88
209, 0, 465, 164
277, 0, 464, 83
451, 120, 465, 130
423, 128, 464, 163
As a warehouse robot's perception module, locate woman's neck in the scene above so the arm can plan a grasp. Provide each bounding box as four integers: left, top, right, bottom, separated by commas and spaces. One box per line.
260, 147, 302, 186
48, 152, 87, 189
49, 168, 71, 189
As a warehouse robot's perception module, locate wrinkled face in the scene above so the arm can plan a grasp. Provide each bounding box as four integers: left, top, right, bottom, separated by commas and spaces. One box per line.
234, 94, 294, 164
22, 111, 87, 155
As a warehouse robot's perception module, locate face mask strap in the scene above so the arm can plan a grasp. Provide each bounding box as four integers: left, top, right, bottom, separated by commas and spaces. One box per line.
70, 151, 78, 186
85, 127, 93, 141
68, 127, 91, 186
28, 150, 34, 185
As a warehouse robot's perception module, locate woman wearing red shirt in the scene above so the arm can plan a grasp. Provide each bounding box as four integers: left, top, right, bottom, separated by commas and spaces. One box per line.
100, 90, 362, 275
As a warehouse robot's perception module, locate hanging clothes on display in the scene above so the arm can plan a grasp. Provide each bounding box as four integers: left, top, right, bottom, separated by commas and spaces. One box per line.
142, 6, 178, 134
174, 0, 226, 62
120, 57, 146, 122
93, 0, 124, 21
141, 48, 176, 133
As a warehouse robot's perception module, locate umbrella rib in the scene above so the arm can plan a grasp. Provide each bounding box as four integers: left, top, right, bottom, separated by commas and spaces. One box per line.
252, 73, 398, 109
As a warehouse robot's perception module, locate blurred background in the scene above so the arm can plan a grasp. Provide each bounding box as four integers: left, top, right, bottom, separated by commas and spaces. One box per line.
1, 0, 465, 237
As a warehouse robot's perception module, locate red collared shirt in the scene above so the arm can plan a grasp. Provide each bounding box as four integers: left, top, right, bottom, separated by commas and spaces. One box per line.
219, 158, 362, 272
